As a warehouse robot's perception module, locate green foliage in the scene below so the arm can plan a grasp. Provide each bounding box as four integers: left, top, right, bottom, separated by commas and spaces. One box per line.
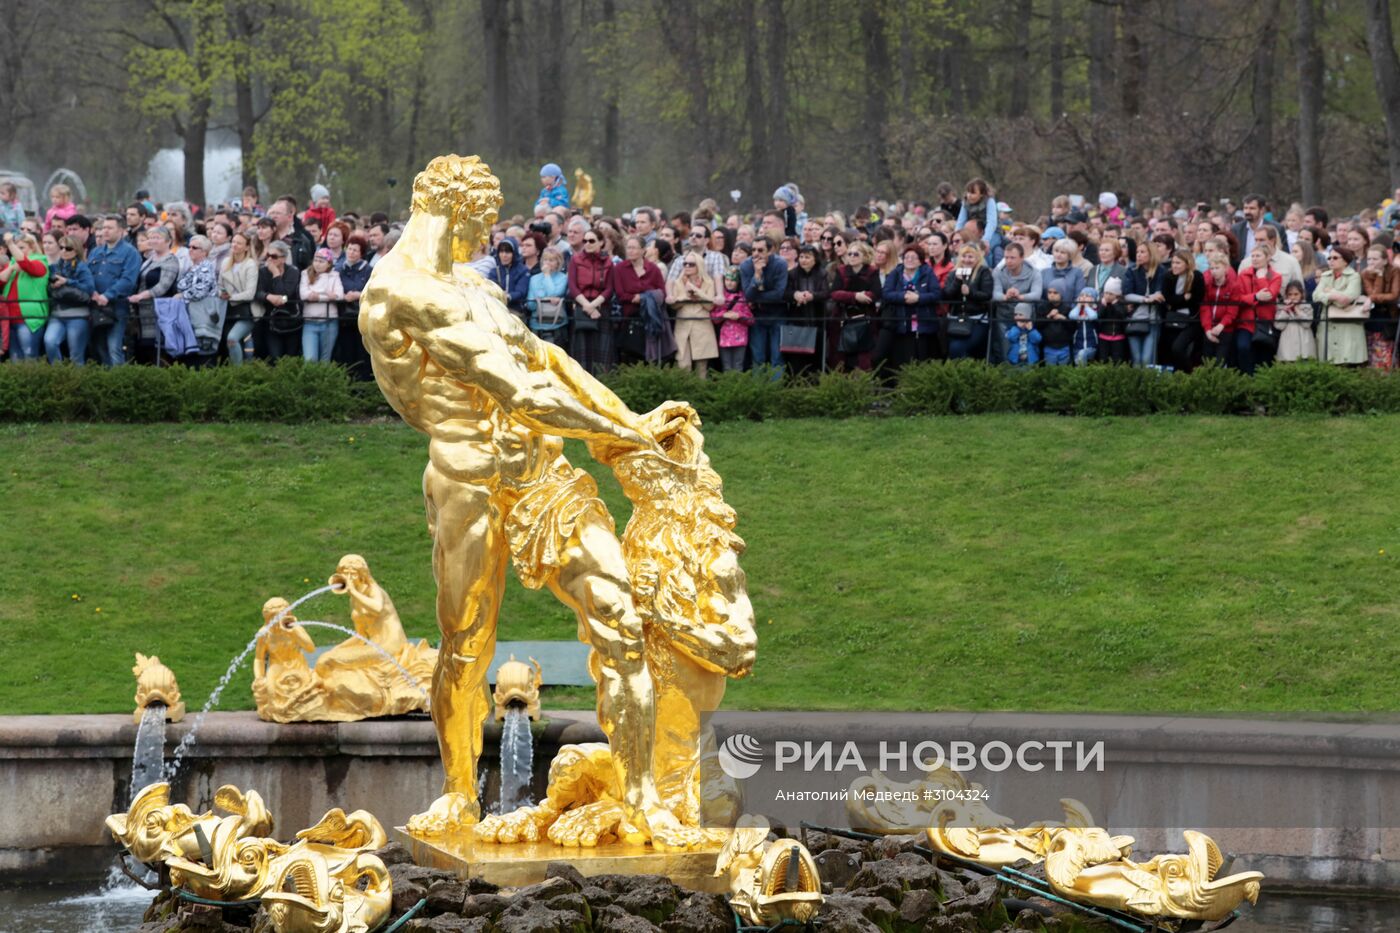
8, 359, 1400, 424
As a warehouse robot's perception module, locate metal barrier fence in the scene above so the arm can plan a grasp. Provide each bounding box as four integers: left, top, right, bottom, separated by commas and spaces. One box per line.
0, 296, 1389, 371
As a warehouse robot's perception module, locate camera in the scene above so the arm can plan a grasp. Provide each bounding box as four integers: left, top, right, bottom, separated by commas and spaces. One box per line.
529, 220, 552, 236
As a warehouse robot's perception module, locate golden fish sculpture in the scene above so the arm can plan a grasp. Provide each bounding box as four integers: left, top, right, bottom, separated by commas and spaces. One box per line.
715, 815, 823, 927
493, 655, 543, 721
107, 787, 392, 933
105, 782, 272, 866
132, 652, 185, 724
1045, 828, 1263, 922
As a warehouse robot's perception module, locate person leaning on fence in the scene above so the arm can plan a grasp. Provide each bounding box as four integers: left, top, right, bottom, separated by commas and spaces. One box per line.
712, 266, 753, 372
299, 247, 344, 363
667, 250, 719, 378
220, 231, 259, 365
44, 234, 94, 364
129, 226, 180, 365
945, 243, 994, 360
1069, 287, 1099, 365
1038, 285, 1073, 366
256, 240, 302, 362
739, 234, 789, 377
1096, 276, 1130, 365
876, 241, 941, 374
1004, 305, 1042, 367
1316, 246, 1366, 366
566, 226, 615, 376
830, 240, 879, 370
783, 244, 829, 378
1238, 244, 1281, 372
1200, 256, 1243, 369
1275, 281, 1317, 363
176, 235, 222, 365
1360, 243, 1400, 369
992, 242, 1042, 365
1, 233, 51, 360
1161, 249, 1205, 372
527, 246, 570, 349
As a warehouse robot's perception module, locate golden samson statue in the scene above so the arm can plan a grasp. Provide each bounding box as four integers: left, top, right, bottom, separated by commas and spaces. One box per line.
359, 155, 754, 849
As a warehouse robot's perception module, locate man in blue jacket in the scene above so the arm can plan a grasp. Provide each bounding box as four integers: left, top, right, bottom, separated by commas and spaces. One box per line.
87, 215, 141, 365
739, 234, 788, 379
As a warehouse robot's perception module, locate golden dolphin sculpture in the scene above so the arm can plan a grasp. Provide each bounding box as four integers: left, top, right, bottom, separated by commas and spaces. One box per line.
1045, 828, 1263, 922
132, 652, 185, 724
715, 815, 823, 927
493, 655, 542, 722
107, 786, 392, 933
105, 782, 272, 865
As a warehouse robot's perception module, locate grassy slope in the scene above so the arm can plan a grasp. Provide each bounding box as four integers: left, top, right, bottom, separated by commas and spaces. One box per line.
3, 416, 1397, 716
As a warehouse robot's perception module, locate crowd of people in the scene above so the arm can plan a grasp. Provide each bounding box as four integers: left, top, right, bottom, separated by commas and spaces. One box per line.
3, 166, 1400, 380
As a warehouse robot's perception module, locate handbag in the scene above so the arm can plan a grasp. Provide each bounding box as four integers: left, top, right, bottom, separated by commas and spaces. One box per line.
946, 314, 973, 338
1125, 305, 1152, 335
616, 316, 647, 357
535, 296, 565, 328
1163, 308, 1192, 330
89, 302, 116, 327
267, 301, 302, 334
838, 315, 872, 353
1252, 320, 1279, 351
779, 323, 818, 354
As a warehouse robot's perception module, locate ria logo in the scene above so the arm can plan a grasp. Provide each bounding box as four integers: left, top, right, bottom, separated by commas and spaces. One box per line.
718, 732, 763, 779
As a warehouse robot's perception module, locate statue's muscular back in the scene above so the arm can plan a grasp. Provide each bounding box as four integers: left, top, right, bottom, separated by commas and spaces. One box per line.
359, 256, 549, 489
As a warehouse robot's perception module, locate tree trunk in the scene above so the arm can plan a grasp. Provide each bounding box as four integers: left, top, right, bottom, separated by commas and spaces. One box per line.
227, 3, 259, 191
1009, 0, 1031, 117
539, 0, 565, 149
183, 94, 209, 207
1089, 1, 1116, 114
1365, 0, 1400, 187
480, 0, 512, 156
599, 0, 620, 182
764, 0, 788, 186
739, 0, 768, 197
1296, 0, 1324, 204
1049, 0, 1065, 116
1250, 0, 1282, 198
861, 0, 891, 190
1119, 1, 1143, 117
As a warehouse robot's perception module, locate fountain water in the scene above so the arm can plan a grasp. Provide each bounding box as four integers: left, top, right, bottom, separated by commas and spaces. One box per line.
130, 703, 167, 796
494, 706, 534, 814
140, 146, 244, 205
167, 584, 338, 776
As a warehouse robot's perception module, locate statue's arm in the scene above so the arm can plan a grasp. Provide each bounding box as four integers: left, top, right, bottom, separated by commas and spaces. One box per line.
399, 304, 655, 454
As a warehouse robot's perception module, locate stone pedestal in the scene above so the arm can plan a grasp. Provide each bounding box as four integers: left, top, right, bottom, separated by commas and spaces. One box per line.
398, 828, 729, 893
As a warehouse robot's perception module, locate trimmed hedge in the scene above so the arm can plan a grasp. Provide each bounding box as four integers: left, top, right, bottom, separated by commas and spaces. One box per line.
2, 358, 1399, 423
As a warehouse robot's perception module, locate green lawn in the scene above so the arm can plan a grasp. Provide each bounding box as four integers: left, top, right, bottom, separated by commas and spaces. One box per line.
3, 417, 1398, 716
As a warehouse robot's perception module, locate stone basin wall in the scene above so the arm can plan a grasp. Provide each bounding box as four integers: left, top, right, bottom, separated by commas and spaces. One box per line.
2, 710, 1398, 892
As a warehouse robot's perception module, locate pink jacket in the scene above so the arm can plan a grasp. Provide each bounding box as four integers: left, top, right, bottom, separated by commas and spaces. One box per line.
711, 290, 753, 348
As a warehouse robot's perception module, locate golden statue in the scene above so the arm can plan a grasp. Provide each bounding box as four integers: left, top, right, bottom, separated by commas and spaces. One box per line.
572, 168, 594, 214
105, 782, 272, 866
493, 656, 542, 721
715, 816, 823, 926
1045, 829, 1263, 922
251, 557, 437, 723
132, 652, 185, 724
107, 785, 392, 933
360, 154, 754, 849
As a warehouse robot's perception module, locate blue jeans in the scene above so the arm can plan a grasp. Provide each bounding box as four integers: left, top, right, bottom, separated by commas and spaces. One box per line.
44, 318, 90, 364
1043, 345, 1071, 366
10, 322, 41, 359
95, 304, 129, 366
749, 321, 783, 379
1233, 329, 1255, 375
1128, 322, 1162, 368
302, 319, 339, 362
947, 321, 989, 360
226, 319, 254, 364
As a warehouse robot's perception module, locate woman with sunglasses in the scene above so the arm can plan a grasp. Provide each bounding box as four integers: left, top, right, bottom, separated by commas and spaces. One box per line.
667, 250, 719, 378
566, 227, 615, 375
256, 240, 302, 361
44, 235, 94, 364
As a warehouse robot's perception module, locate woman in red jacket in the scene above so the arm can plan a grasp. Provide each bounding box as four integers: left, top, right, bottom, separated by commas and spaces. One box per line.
566, 227, 615, 375
1200, 254, 1245, 370
1237, 244, 1281, 371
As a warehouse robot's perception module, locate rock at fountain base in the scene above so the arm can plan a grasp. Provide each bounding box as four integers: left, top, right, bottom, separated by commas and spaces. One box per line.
398, 828, 729, 894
